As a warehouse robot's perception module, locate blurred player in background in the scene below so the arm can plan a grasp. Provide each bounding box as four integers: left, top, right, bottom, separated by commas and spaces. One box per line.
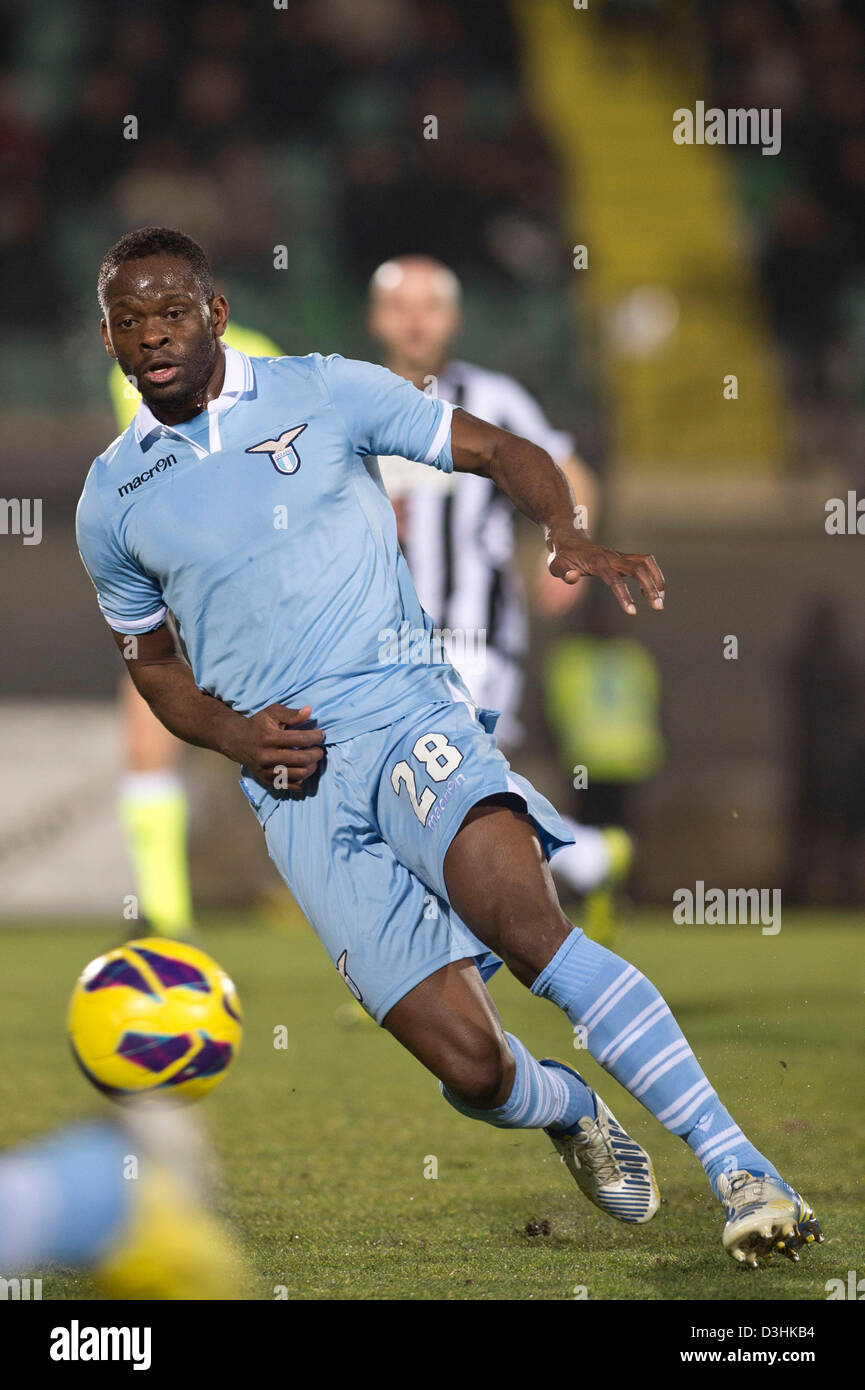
109, 313, 284, 939
369, 257, 633, 937
0, 1102, 248, 1299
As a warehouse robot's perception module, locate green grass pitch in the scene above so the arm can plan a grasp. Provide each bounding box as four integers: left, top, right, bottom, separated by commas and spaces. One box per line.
0, 910, 862, 1301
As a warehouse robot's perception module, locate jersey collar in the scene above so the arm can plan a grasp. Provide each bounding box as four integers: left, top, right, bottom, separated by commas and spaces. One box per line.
133, 345, 254, 453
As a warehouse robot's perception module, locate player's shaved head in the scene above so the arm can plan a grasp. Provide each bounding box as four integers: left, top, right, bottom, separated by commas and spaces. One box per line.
369, 255, 461, 306
98, 227, 214, 313
368, 256, 462, 385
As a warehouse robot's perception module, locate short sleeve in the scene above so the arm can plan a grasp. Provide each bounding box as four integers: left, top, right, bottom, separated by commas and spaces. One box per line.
316, 354, 454, 472
76, 483, 166, 634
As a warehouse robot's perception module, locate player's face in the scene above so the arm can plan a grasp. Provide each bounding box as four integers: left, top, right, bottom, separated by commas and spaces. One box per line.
101, 255, 228, 412
368, 267, 460, 374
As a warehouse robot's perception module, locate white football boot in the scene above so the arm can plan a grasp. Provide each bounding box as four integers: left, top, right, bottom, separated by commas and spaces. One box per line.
541, 1059, 659, 1224
718, 1170, 824, 1268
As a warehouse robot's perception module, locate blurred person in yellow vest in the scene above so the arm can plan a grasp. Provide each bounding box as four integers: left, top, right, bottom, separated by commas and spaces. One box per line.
110, 316, 284, 937
544, 621, 665, 831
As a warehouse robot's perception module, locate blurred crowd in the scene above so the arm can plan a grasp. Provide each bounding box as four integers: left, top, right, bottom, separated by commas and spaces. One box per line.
0, 0, 576, 413
4, 0, 865, 467
702, 0, 865, 473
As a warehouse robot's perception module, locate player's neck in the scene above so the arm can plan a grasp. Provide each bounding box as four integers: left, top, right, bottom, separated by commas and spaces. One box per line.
147, 343, 227, 428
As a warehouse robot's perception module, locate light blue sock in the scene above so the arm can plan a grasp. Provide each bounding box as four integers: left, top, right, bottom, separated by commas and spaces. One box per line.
531, 929, 780, 1197
441, 1031, 595, 1132
0, 1122, 132, 1269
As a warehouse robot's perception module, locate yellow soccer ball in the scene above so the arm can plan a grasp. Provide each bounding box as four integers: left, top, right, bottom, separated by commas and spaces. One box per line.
68, 938, 242, 1102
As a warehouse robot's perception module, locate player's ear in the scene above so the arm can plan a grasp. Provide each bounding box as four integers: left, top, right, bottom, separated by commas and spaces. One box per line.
100, 319, 116, 359
210, 294, 229, 338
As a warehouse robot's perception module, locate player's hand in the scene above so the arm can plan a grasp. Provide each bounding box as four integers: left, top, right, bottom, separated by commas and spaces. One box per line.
232, 704, 325, 787
546, 532, 665, 616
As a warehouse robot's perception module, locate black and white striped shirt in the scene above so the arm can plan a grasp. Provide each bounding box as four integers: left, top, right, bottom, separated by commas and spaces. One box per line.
378, 359, 574, 662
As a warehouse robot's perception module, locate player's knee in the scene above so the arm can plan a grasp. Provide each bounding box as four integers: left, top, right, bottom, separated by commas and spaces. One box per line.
441, 1032, 515, 1110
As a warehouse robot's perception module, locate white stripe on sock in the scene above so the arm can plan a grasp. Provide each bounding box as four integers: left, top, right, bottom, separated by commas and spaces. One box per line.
598, 996, 667, 1064
599, 998, 671, 1067
694, 1125, 744, 1163
546, 1070, 570, 1125
656, 1079, 715, 1129
583, 967, 642, 1032
631, 1042, 694, 1099
579, 965, 638, 1028
625, 1038, 689, 1093
507, 1044, 566, 1129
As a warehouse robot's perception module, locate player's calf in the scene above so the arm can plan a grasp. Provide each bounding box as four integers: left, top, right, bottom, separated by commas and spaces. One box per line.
383, 958, 515, 1108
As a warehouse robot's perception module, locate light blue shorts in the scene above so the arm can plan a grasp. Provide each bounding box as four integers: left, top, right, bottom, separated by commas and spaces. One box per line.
239, 700, 573, 1024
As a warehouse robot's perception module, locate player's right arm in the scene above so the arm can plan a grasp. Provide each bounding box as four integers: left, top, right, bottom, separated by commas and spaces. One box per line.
113, 625, 324, 787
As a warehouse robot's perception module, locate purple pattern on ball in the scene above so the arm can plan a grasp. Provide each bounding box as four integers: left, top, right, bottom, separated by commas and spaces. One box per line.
85, 958, 156, 996
165, 1034, 233, 1084
118, 1031, 192, 1073
132, 947, 209, 992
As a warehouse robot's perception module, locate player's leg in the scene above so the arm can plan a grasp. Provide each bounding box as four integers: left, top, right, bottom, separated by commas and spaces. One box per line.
382, 925, 658, 1224
382, 955, 589, 1127
372, 703, 659, 1221
444, 796, 766, 1158
469, 643, 631, 942
382, 957, 514, 1107
249, 735, 632, 1211
119, 674, 194, 938
443, 798, 822, 1263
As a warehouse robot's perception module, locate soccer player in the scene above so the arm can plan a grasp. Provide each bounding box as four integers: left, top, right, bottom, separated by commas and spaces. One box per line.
368, 255, 633, 926
109, 316, 284, 940
76, 227, 822, 1266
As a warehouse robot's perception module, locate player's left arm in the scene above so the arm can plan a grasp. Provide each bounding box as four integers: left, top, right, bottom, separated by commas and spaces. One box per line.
450, 409, 664, 616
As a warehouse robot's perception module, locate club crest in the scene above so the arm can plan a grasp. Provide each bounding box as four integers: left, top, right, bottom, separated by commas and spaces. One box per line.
245, 424, 308, 475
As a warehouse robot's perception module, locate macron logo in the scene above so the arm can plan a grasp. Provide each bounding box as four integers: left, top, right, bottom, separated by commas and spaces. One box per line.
117, 454, 176, 498
50, 1319, 151, 1371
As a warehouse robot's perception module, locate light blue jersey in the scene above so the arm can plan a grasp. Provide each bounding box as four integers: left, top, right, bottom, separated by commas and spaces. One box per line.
77, 343, 573, 1022
76, 346, 466, 744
